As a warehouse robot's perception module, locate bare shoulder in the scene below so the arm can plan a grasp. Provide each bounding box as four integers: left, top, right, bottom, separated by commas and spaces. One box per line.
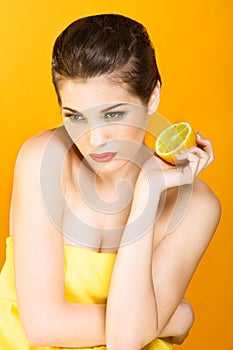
10, 127, 74, 237
16, 127, 71, 162
154, 176, 221, 248
171, 177, 222, 241
192, 178, 221, 216
14, 126, 78, 186
11, 126, 77, 217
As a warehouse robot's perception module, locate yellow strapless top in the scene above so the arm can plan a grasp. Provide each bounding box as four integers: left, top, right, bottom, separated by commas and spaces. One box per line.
0, 237, 172, 350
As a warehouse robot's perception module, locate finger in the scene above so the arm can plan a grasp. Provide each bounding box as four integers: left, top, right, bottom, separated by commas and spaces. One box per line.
175, 151, 200, 185
196, 133, 212, 152
175, 149, 203, 174
187, 146, 210, 174
176, 148, 206, 180
185, 151, 201, 177
196, 132, 214, 165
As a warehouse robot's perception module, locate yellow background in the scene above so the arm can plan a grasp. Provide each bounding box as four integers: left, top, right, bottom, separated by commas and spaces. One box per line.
0, 1, 232, 349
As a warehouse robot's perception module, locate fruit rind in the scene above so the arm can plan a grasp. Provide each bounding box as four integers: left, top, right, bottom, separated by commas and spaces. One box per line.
155, 122, 196, 164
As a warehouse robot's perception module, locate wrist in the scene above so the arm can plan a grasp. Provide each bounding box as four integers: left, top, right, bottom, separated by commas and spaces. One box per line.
134, 170, 164, 199
127, 174, 161, 225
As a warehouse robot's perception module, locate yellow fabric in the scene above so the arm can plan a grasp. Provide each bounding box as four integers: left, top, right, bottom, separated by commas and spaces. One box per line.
0, 237, 172, 350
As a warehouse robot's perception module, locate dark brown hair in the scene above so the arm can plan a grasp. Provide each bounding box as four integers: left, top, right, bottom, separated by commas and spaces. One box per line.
52, 14, 161, 104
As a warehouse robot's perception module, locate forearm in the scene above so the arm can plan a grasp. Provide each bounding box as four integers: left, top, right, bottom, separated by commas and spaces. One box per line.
25, 302, 106, 347
106, 231, 157, 350
106, 181, 161, 350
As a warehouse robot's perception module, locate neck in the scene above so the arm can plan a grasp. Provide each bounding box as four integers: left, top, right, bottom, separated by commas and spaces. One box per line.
94, 144, 153, 189
76, 145, 153, 213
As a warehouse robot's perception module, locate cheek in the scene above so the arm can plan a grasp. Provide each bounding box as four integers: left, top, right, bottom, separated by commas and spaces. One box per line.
71, 124, 146, 154
73, 135, 89, 154
117, 125, 146, 143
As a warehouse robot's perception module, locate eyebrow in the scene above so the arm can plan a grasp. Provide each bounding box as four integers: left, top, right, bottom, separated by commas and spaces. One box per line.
62, 107, 80, 113
101, 103, 127, 113
62, 103, 127, 114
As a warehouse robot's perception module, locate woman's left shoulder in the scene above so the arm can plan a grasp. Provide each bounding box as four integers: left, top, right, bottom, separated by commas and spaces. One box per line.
192, 178, 221, 217
193, 178, 220, 200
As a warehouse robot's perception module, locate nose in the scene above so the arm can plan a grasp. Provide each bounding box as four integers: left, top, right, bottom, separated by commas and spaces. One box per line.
88, 125, 108, 148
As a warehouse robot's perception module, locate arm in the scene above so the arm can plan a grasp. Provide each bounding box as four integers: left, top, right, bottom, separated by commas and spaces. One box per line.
151, 179, 221, 338
106, 137, 221, 350
159, 298, 195, 345
11, 131, 106, 347
106, 175, 161, 350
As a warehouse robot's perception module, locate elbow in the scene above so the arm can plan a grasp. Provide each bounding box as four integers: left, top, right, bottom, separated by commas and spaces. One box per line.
106, 318, 158, 350
28, 336, 50, 347
18, 298, 68, 347
24, 319, 55, 347
20, 308, 59, 347
107, 341, 141, 350
107, 334, 154, 350
25, 321, 53, 347
179, 299, 195, 335
172, 299, 195, 344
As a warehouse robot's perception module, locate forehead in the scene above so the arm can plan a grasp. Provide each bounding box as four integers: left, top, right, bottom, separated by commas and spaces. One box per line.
58, 76, 143, 111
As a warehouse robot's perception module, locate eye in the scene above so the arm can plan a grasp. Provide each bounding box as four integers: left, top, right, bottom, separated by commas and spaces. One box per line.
104, 111, 126, 121
64, 112, 85, 122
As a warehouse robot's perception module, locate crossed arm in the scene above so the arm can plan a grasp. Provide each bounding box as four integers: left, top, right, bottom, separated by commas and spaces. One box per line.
12, 133, 221, 349
106, 176, 221, 350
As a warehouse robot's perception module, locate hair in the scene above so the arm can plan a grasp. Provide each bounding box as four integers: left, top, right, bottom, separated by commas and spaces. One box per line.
52, 14, 161, 105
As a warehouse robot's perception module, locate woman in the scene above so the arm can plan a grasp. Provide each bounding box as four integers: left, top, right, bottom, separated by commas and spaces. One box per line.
0, 14, 221, 350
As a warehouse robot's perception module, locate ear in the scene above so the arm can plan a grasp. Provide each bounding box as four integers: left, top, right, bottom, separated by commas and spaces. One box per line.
147, 82, 160, 115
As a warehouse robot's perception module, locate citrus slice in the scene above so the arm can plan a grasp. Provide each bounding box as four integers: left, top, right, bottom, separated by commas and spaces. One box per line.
155, 122, 196, 164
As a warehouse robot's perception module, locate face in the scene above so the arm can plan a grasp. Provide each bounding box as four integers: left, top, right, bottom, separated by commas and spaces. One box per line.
59, 77, 151, 174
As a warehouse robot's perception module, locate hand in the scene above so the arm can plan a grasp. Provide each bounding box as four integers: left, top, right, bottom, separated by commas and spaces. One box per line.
175, 131, 214, 175
138, 132, 214, 191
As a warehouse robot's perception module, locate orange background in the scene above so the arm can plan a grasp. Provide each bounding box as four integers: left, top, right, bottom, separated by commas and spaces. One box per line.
0, 1, 232, 349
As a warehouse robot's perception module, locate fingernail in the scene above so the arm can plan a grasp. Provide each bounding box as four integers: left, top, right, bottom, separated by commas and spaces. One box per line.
175, 153, 183, 158
196, 131, 201, 138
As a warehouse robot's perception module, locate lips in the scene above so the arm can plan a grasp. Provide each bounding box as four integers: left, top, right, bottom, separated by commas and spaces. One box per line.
89, 152, 117, 163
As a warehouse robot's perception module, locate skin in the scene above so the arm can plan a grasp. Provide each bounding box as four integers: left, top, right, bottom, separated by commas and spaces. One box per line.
11, 76, 221, 349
